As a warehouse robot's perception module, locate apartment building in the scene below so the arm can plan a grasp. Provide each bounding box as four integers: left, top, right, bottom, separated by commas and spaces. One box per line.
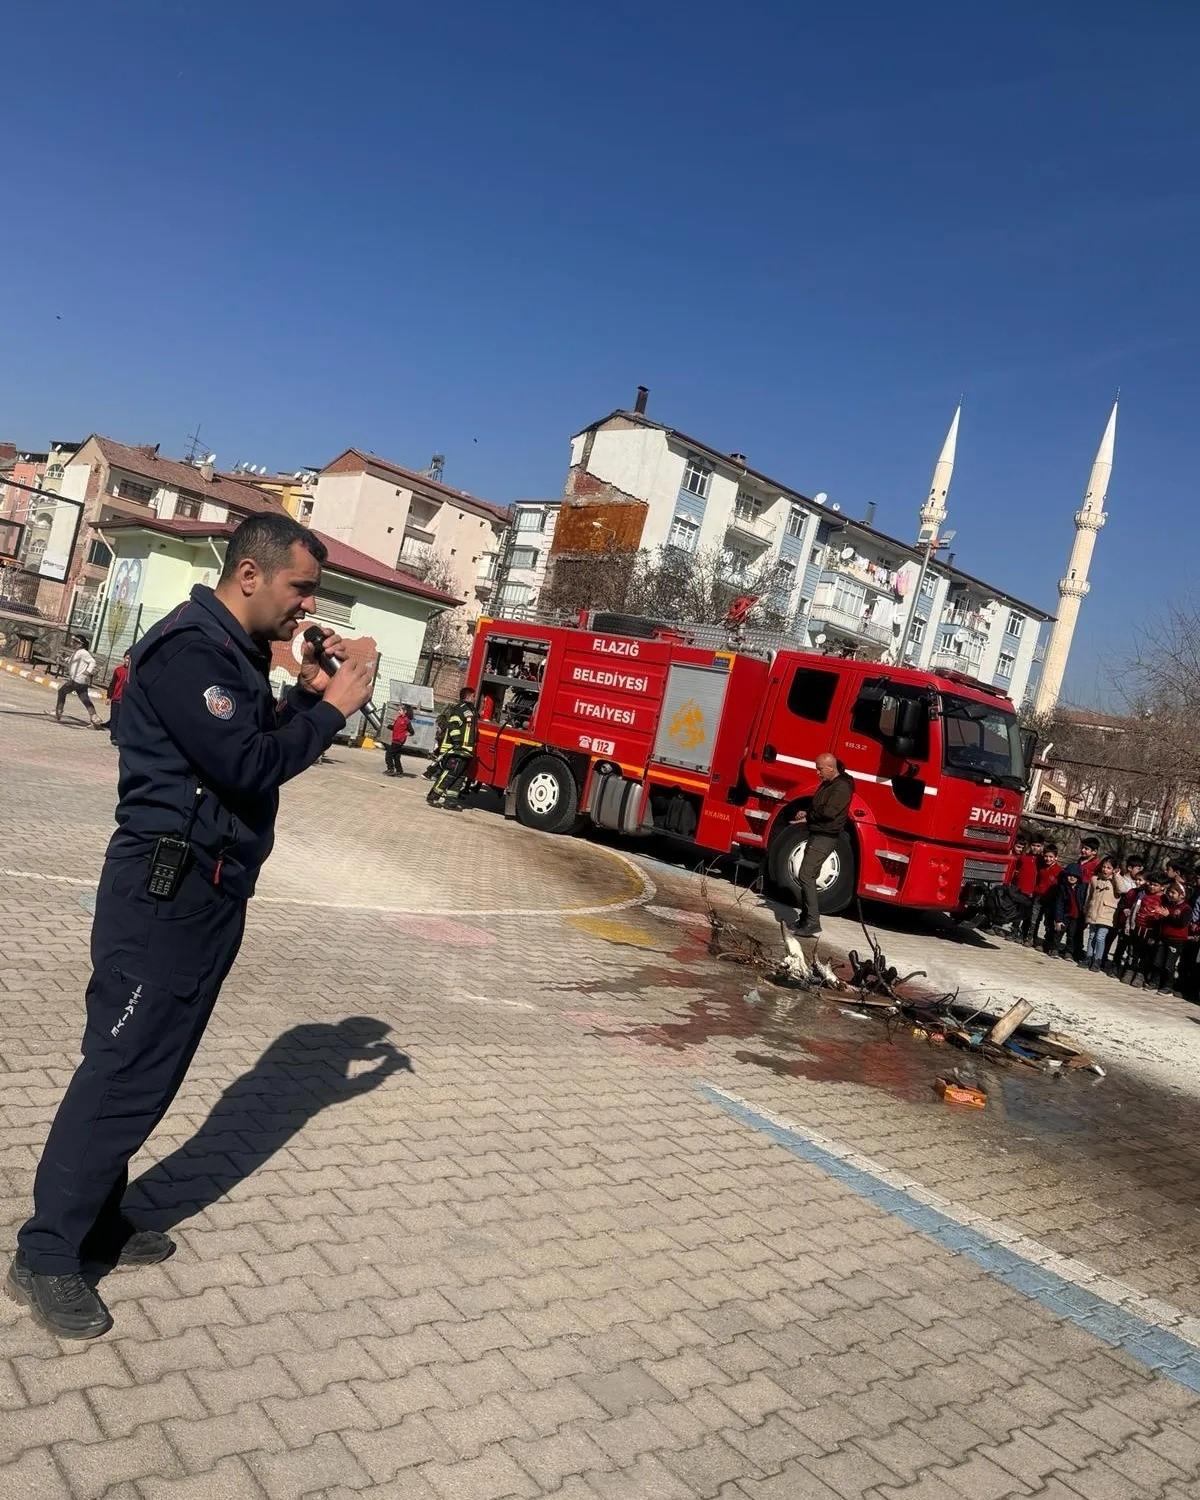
44, 436, 282, 626
310, 449, 508, 628
478, 500, 561, 614
554, 392, 1051, 705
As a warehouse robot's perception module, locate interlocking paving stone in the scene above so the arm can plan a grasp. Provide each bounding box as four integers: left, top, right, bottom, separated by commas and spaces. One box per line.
0, 667, 1197, 1498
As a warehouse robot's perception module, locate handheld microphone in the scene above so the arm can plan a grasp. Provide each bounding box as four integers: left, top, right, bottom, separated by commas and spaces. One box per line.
302, 625, 384, 735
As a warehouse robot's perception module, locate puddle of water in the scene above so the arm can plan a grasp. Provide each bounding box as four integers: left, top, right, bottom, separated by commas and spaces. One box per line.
590, 985, 944, 1104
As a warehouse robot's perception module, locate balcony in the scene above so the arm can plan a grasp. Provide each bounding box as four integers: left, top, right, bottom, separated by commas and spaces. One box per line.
725, 510, 776, 547
941, 611, 988, 636
397, 543, 432, 578
821, 553, 901, 595
930, 649, 983, 674
403, 523, 436, 547
807, 601, 893, 647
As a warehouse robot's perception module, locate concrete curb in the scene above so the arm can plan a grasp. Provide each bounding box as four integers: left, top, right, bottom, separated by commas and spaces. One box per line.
1, 659, 56, 689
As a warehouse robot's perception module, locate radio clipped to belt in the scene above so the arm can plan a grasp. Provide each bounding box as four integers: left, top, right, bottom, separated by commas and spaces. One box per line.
146, 785, 205, 900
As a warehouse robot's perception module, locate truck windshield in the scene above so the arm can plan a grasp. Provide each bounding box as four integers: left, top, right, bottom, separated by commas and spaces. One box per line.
940, 693, 1025, 787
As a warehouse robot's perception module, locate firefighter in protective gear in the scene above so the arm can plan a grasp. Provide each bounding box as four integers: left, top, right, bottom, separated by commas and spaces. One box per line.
427, 691, 477, 810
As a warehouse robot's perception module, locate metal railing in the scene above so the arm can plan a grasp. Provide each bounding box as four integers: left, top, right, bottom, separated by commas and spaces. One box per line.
808, 601, 893, 645
725, 510, 777, 546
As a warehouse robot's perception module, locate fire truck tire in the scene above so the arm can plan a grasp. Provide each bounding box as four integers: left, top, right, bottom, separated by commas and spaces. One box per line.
514, 755, 581, 835
768, 826, 856, 916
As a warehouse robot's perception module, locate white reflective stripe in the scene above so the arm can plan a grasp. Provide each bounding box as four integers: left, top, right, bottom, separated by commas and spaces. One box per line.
863, 883, 900, 896
735, 832, 765, 845
752, 786, 786, 801
746, 810, 770, 822
878, 851, 910, 864
773, 753, 938, 797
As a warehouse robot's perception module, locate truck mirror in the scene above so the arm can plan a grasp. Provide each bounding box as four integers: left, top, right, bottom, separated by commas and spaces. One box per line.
878, 694, 900, 739
1020, 728, 1038, 785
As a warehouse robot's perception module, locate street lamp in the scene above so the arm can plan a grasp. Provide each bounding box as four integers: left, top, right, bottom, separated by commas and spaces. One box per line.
897, 528, 955, 664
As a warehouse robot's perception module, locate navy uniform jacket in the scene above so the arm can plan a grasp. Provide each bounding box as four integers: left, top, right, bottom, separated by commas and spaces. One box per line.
109, 585, 346, 900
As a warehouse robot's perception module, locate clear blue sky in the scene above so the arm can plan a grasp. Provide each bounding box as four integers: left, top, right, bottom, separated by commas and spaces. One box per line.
5, 3, 1197, 702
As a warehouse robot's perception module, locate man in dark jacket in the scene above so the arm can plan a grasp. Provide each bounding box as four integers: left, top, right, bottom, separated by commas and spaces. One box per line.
8, 515, 372, 1341
793, 752, 854, 937
427, 690, 477, 810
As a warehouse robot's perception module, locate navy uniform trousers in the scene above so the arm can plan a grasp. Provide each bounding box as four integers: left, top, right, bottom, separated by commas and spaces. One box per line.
18, 855, 245, 1273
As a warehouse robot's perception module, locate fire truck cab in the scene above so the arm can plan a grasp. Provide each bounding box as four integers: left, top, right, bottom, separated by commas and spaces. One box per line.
466, 615, 1032, 917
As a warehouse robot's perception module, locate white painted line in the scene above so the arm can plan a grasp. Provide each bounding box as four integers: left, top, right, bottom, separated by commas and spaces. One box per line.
0, 842, 658, 922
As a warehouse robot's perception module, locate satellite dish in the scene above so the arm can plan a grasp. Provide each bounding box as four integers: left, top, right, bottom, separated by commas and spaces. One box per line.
813, 492, 828, 506
830, 502, 841, 512
954, 631, 967, 646
814, 633, 827, 646
206, 453, 217, 464
840, 545, 855, 561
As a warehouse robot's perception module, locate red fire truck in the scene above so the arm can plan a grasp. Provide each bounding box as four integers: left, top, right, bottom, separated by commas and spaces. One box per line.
465, 613, 1034, 917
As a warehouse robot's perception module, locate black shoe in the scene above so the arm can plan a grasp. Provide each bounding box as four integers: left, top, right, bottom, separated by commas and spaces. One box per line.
112, 1229, 176, 1268
5, 1253, 113, 1340
792, 921, 821, 939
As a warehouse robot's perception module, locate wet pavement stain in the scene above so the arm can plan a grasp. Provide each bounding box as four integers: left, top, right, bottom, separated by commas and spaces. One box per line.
592, 986, 938, 1103
566, 914, 665, 949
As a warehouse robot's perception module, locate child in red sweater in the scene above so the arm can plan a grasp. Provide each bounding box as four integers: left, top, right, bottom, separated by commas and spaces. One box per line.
1031, 844, 1061, 949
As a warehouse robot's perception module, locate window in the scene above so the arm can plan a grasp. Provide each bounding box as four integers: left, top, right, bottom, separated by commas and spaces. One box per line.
909, 617, 926, 646
667, 512, 700, 553
499, 581, 533, 607
996, 652, 1015, 679
47, 464, 63, 480
312, 587, 356, 626
511, 546, 538, 569
115, 476, 154, 504
771, 559, 796, 592
86, 538, 112, 568
787, 667, 838, 723
515, 508, 544, 532
722, 547, 752, 580
941, 693, 1024, 785
920, 575, 938, 599
682, 454, 712, 499
786, 506, 806, 539
734, 490, 761, 522
851, 682, 931, 759
1006, 611, 1024, 638
831, 579, 867, 617
175, 496, 201, 519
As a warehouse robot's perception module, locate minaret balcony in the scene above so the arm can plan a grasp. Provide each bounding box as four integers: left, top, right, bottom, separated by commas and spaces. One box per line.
1058, 577, 1091, 599
1073, 508, 1108, 531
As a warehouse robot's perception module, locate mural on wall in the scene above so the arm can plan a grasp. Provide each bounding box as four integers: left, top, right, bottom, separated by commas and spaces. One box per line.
103, 557, 145, 659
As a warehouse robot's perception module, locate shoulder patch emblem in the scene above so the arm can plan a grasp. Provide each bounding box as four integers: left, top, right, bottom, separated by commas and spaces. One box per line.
203, 685, 236, 720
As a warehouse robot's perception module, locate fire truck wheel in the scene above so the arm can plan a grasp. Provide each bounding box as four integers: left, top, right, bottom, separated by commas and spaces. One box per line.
768, 826, 856, 916
514, 755, 580, 835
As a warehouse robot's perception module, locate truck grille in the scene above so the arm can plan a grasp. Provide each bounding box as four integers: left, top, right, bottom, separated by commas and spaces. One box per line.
963, 859, 1006, 886
964, 826, 1009, 843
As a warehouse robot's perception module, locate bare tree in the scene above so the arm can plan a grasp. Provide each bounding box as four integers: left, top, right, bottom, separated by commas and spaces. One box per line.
1021, 604, 1200, 835
545, 544, 795, 630
416, 552, 471, 660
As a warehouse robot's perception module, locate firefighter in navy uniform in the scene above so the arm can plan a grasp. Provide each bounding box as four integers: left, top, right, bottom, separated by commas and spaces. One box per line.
7, 515, 371, 1340
427, 688, 477, 810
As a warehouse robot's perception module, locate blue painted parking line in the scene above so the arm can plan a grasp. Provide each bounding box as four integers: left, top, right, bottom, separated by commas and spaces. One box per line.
699, 1082, 1200, 1396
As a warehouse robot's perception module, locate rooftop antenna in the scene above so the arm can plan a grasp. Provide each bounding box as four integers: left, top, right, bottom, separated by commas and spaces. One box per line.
183, 423, 206, 464
425, 453, 446, 482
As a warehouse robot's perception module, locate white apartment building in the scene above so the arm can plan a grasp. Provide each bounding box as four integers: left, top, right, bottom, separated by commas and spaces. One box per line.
478, 500, 560, 614
310, 449, 508, 626
558, 395, 1051, 705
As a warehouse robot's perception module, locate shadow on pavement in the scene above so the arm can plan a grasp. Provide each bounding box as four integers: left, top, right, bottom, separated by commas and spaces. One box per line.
126, 1016, 412, 1229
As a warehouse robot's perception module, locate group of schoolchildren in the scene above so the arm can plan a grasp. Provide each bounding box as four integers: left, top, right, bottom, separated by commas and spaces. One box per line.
1002, 834, 1200, 997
